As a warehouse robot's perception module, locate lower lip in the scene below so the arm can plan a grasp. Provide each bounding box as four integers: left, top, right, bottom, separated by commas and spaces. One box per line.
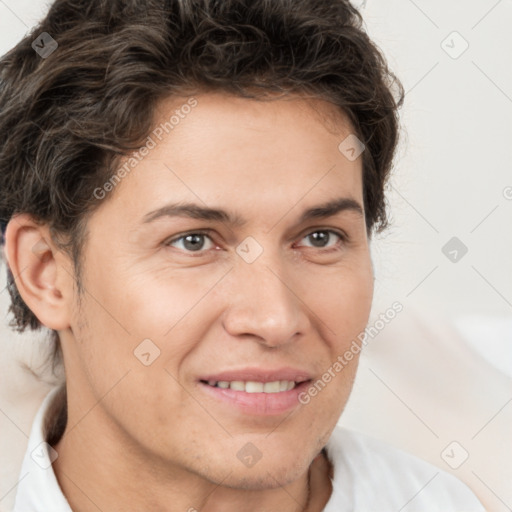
198, 380, 311, 416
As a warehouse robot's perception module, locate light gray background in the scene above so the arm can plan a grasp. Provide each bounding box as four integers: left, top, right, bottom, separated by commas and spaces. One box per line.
361, 0, 512, 320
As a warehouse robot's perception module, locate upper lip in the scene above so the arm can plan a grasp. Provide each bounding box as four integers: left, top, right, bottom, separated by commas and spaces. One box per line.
198, 367, 313, 384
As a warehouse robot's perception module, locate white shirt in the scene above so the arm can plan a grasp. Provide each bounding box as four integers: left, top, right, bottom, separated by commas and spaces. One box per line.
14, 387, 485, 512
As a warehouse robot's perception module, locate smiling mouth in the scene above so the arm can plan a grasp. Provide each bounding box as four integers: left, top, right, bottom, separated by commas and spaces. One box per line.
200, 379, 304, 393
198, 376, 313, 415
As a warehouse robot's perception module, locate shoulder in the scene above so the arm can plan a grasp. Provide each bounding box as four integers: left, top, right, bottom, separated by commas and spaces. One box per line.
322, 426, 485, 511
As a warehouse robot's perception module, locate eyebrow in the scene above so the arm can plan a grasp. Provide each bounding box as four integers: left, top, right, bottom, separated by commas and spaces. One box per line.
142, 197, 364, 227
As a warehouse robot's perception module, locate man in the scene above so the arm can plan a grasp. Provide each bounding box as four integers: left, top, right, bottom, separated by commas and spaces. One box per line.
0, 0, 484, 510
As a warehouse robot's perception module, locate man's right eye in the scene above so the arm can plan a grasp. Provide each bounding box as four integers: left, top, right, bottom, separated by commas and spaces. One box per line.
163, 232, 217, 253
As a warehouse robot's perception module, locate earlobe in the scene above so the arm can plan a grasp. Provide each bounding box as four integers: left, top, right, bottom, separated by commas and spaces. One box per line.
4, 214, 72, 330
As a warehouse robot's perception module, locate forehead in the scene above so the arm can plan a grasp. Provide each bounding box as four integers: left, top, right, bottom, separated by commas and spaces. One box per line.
98, 92, 364, 229
151, 91, 356, 162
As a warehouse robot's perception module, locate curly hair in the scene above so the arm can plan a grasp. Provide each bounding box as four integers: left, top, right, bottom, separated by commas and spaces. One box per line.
0, 0, 404, 350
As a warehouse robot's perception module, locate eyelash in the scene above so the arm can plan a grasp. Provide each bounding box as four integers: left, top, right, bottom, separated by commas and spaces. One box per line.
163, 228, 348, 255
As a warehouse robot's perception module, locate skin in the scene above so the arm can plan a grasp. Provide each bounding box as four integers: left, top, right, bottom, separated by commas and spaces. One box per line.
5, 92, 374, 511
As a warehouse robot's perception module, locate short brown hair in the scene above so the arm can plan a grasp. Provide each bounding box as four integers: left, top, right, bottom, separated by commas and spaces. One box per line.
0, 0, 404, 345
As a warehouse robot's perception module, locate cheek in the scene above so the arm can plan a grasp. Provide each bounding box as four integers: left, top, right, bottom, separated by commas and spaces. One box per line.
312, 260, 374, 346
81, 259, 217, 340
70, 277, 194, 434
71, 264, 225, 402
303, 261, 373, 409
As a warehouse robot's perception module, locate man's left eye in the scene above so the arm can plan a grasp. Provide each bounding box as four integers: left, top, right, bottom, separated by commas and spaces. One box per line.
297, 230, 346, 250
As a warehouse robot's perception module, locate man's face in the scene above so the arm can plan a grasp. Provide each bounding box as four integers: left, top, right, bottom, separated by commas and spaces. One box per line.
61, 92, 374, 488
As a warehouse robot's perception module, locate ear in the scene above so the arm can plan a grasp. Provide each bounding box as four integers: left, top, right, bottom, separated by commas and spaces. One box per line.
4, 214, 74, 331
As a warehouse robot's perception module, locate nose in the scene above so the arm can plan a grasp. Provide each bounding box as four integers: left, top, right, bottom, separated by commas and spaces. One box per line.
221, 250, 310, 348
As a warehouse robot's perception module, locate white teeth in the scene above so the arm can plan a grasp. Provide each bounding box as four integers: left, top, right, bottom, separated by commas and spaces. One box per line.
206, 379, 297, 393
230, 381, 246, 391
263, 381, 280, 393
246, 381, 264, 393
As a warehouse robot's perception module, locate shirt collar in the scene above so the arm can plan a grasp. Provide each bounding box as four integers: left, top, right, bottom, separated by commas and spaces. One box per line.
13, 386, 72, 512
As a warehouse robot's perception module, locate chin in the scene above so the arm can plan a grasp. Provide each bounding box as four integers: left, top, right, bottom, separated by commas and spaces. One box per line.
214, 463, 306, 491
198, 446, 313, 491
